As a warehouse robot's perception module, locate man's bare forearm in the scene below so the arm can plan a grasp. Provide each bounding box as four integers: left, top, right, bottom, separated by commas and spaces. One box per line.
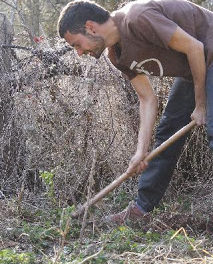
168, 27, 206, 125
131, 74, 158, 155
126, 74, 158, 174
187, 41, 206, 107
137, 96, 158, 155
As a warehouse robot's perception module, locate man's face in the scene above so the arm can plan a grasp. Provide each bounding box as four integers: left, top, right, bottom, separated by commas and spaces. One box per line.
64, 30, 106, 59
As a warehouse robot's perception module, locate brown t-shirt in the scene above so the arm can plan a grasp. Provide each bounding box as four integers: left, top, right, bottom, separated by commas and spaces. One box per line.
108, 0, 213, 80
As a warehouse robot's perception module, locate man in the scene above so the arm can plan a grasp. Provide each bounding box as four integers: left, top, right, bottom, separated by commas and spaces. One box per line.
58, 0, 213, 224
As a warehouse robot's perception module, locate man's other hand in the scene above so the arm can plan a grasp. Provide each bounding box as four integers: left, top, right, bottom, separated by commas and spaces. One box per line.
126, 152, 149, 175
191, 105, 206, 126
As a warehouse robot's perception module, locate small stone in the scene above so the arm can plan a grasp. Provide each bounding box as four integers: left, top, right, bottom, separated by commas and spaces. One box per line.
0, 190, 5, 199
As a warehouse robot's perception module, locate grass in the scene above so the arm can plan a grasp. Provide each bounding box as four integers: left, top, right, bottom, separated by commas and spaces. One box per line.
1, 190, 213, 263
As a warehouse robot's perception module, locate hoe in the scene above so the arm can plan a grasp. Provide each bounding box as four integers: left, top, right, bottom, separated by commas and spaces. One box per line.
72, 120, 196, 218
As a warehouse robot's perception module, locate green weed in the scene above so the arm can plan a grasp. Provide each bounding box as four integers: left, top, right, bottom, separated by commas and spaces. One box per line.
40, 171, 56, 204
114, 191, 131, 209
0, 249, 36, 264
101, 226, 157, 253
19, 221, 60, 250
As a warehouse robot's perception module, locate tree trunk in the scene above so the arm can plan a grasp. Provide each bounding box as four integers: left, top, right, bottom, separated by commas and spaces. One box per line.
0, 13, 25, 193
31, 0, 40, 36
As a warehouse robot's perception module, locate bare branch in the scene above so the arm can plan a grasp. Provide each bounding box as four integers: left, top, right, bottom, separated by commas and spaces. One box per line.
0, 0, 34, 43
0, 0, 16, 9
46, 0, 60, 13
1, 44, 32, 51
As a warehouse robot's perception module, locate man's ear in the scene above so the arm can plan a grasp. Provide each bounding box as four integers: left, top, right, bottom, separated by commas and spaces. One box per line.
85, 20, 97, 35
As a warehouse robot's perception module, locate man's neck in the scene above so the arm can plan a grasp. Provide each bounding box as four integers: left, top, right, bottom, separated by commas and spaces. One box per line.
101, 17, 120, 47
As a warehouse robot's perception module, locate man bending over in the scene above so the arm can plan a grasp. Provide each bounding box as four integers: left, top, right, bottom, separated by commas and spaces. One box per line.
57, 0, 213, 224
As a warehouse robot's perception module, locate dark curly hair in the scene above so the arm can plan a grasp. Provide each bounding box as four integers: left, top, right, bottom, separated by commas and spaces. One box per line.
57, 0, 110, 38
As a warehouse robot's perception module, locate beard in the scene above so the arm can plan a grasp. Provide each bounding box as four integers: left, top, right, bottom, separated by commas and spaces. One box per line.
85, 33, 106, 59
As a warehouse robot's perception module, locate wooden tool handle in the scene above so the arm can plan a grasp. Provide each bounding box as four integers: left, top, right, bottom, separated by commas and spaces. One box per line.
72, 120, 196, 218
144, 120, 196, 162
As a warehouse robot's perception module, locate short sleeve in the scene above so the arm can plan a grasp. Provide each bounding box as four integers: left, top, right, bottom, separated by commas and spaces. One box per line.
130, 9, 178, 48
119, 66, 137, 80
107, 46, 137, 80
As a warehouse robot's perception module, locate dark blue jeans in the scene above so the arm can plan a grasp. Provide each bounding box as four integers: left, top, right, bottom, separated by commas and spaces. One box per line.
136, 65, 213, 213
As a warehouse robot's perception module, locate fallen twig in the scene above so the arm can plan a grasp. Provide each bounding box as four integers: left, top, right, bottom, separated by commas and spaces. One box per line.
79, 149, 97, 241
171, 227, 213, 258
78, 247, 103, 264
